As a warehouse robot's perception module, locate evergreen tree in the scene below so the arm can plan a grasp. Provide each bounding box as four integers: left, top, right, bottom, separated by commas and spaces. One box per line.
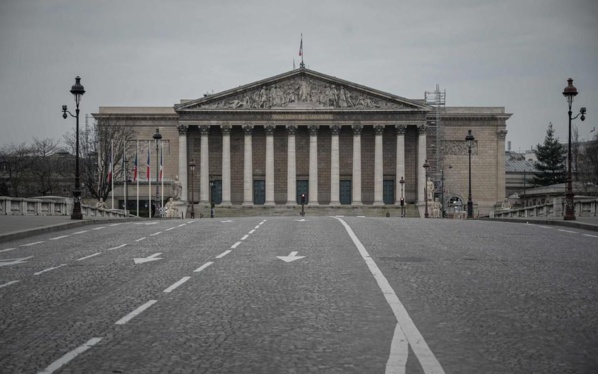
533, 123, 567, 186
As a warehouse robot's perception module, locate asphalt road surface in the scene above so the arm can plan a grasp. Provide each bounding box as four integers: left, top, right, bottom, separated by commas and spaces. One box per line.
0, 217, 597, 373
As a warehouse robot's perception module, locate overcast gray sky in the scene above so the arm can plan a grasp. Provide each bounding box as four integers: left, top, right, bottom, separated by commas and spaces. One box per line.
1, 0, 597, 152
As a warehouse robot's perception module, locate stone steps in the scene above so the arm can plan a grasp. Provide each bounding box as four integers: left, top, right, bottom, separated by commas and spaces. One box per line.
190, 204, 420, 218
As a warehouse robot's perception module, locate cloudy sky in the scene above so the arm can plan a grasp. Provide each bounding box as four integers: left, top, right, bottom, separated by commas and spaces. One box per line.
1, 0, 596, 152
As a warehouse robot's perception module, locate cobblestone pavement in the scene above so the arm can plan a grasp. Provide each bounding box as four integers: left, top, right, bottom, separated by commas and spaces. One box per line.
0, 217, 596, 373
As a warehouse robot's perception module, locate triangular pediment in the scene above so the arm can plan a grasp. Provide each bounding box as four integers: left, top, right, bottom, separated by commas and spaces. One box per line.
175, 68, 427, 112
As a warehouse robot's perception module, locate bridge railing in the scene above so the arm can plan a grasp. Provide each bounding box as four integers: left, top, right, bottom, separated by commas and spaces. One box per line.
493, 198, 598, 218
0, 196, 131, 218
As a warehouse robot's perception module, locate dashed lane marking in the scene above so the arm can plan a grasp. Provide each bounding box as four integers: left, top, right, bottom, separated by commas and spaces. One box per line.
21, 241, 44, 247
76, 253, 101, 261
38, 337, 102, 374
177, 224, 186, 227
334, 217, 445, 374
108, 244, 127, 251
0, 280, 19, 289
33, 264, 67, 276
583, 234, 598, 238
92, 227, 105, 230
248, 230, 255, 234
115, 300, 157, 325
149, 232, 162, 236
241, 235, 249, 241
558, 229, 578, 234
254, 226, 260, 229
165, 227, 175, 231
163, 277, 191, 293
231, 241, 242, 249
216, 250, 232, 259
0, 248, 16, 253
49, 235, 70, 240
135, 237, 146, 242
73, 230, 88, 235
194, 262, 213, 273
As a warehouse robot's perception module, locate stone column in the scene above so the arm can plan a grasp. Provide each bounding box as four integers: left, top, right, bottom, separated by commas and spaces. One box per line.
177, 125, 188, 202
352, 124, 363, 206
221, 125, 232, 206
395, 125, 406, 205
373, 125, 384, 205
417, 124, 427, 204
265, 125, 275, 206
308, 125, 319, 205
286, 125, 297, 205
242, 125, 253, 206
199, 126, 210, 203
497, 129, 508, 201
330, 125, 341, 206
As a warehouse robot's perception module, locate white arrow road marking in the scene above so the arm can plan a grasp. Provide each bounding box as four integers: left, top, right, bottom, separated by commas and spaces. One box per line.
133, 253, 163, 264
38, 337, 103, 374
277, 251, 305, 263
0, 280, 19, 289
0, 256, 34, 267
115, 300, 157, 325
34, 264, 67, 276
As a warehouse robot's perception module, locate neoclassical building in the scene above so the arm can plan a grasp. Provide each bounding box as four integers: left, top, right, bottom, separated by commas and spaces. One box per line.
94, 68, 511, 216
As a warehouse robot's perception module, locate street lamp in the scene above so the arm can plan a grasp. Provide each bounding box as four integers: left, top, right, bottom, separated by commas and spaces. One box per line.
62, 76, 85, 220
399, 176, 405, 217
189, 159, 196, 219
423, 160, 430, 218
562, 78, 587, 221
440, 165, 452, 218
465, 130, 475, 219
152, 128, 162, 217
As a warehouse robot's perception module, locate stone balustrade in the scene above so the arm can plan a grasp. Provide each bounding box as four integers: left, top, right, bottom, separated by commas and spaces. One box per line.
493, 198, 598, 218
0, 196, 131, 218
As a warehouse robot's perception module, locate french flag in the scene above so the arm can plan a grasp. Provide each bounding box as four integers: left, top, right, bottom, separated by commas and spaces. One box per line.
159, 146, 163, 181
107, 151, 113, 183
146, 146, 151, 181
133, 150, 138, 182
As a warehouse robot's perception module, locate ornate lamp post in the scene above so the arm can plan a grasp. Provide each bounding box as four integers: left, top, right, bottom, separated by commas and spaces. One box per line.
562, 78, 587, 220
465, 130, 475, 219
189, 159, 196, 219
399, 176, 405, 217
152, 128, 162, 217
423, 160, 430, 218
440, 165, 452, 218
62, 76, 85, 220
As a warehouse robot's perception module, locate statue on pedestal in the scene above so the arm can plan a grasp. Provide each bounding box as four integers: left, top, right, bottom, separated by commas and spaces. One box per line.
173, 176, 182, 201
426, 177, 434, 202
95, 198, 107, 209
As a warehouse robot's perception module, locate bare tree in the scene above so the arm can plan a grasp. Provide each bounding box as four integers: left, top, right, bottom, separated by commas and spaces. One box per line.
64, 116, 136, 202
0, 143, 34, 197
29, 138, 67, 196
575, 133, 598, 195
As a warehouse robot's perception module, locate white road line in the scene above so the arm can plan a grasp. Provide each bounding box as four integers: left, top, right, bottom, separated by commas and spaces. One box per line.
334, 217, 444, 374
538, 225, 552, 229
73, 230, 88, 235
108, 244, 127, 251
231, 241, 242, 249
558, 229, 578, 233
386, 323, 409, 374
189, 220, 196, 223
0, 280, 19, 289
194, 262, 214, 273
165, 227, 175, 231
34, 264, 67, 276
92, 226, 105, 230
248, 230, 255, 234
241, 235, 249, 241
135, 237, 146, 242
21, 241, 44, 247
216, 250, 232, 259
178, 224, 186, 227
115, 300, 157, 325
49, 235, 70, 240
254, 226, 260, 229
109, 223, 120, 226
163, 277, 191, 293
0, 248, 16, 253
76, 253, 101, 261
583, 234, 598, 238
150, 232, 162, 236
38, 337, 102, 374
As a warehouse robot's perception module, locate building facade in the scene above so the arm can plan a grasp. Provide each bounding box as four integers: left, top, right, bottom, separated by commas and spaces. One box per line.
94, 68, 511, 216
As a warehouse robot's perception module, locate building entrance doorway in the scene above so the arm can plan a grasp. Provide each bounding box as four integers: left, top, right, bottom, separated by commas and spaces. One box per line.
340, 180, 352, 205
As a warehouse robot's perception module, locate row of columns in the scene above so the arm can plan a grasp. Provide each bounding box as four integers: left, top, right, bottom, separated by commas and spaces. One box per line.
178, 123, 427, 206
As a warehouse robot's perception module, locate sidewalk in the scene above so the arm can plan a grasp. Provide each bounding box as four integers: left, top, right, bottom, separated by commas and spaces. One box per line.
484, 216, 598, 232
0, 215, 139, 244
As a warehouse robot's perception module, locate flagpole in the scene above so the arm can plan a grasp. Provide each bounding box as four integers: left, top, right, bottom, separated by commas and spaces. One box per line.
160, 142, 164, 213
123, 142, 127, 215
111, 140, 114, 209
136, 140, 139, 217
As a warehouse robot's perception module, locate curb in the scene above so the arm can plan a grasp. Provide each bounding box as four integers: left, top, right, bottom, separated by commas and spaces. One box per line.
482, 218, 598, 233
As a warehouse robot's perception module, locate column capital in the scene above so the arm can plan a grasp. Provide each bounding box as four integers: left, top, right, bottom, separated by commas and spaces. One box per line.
330, 124, 341, 135
308, 125, 319, 136
395, 124, 407, 135
243, 125, 253, 136
497, 129, 508, 140
417, 124, 427, 135
374, 125, 385, 135
352, 124, 363, 136
177, 124, 188, 135
286, 124, 297, 135
199, 125, 210, 136
265, 125, 275, 136
221, 125, 232, 135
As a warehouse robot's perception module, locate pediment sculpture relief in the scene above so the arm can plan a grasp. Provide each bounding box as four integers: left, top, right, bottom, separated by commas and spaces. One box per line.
196, 76, 406, 110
